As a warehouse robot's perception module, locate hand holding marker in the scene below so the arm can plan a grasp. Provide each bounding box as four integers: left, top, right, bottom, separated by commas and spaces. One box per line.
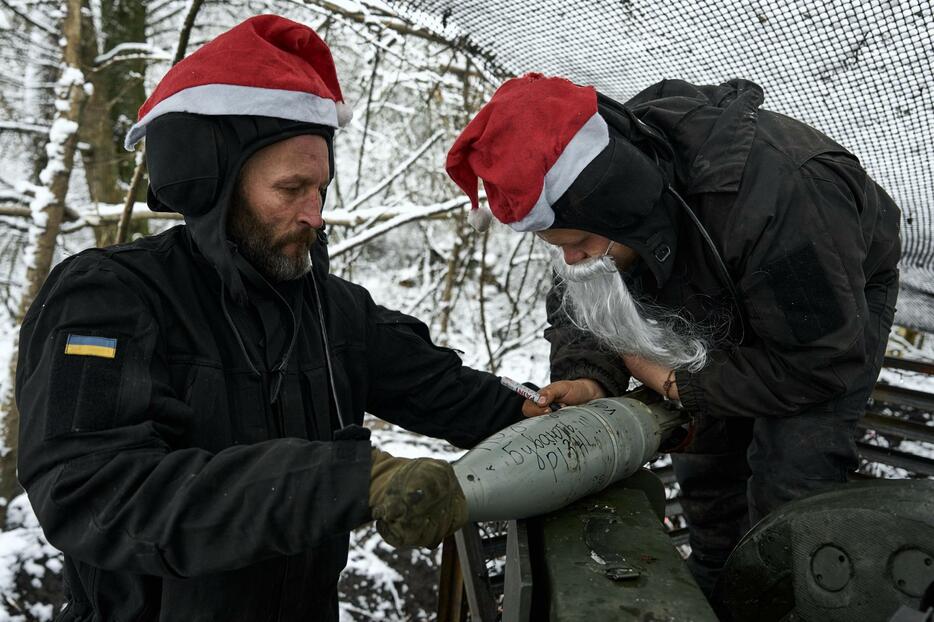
500, 376, 562, 412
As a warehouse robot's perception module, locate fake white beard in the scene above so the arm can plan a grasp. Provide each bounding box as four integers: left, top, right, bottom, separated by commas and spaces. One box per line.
553, 253, 710, 373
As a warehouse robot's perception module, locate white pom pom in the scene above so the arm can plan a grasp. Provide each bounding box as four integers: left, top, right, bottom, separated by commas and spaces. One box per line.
335, 101, 353, 127
467, 205, 493, 232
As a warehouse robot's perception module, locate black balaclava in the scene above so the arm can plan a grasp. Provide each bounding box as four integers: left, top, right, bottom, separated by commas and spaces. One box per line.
550, 93, 681, 288
145, 112, 335, 304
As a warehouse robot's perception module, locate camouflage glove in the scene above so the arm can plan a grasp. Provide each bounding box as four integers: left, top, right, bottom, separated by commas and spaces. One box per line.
368, 448, 468, 549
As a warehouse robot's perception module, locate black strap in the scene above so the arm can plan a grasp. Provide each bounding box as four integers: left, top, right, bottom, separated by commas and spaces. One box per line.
665, 185, 747, 344
309, 265, 347, 431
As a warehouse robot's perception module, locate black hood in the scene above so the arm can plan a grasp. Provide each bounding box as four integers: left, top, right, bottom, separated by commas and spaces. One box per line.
145, 113, 335, 304
550, 79, 765, 288
550, 93, 680, 287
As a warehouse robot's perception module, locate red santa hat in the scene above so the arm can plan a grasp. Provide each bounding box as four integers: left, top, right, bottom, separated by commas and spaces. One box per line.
124, 14, 352, 150
446, 73, 609, 232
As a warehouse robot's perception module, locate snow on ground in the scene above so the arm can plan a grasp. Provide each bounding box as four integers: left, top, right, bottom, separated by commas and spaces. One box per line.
0, 497, 61, 622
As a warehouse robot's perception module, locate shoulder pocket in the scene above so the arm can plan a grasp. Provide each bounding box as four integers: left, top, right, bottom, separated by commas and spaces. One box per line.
46, 331, 129, 439
746, 242, 845, 345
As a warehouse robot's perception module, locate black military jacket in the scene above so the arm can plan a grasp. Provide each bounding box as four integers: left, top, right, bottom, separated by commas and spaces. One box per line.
546, 79, 901, 417
16, 226, 523, 621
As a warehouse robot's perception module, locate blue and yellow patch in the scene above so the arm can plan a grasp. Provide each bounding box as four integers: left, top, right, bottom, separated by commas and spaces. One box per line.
64, 334, 117, 359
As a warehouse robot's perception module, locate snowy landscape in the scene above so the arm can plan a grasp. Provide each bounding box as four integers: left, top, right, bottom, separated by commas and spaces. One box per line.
0, 0, 931, 620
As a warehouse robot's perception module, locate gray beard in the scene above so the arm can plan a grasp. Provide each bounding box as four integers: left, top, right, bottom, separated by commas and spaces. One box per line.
553, 253, 710, 372
228, 195, 315, 283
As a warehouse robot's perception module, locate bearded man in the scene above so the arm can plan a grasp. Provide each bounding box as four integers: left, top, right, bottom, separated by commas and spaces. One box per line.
14, 16, 525, 621
446, 74, 901, 596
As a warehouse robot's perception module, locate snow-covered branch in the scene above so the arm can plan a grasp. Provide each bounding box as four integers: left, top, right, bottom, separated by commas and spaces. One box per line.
0, 0, 57, 36
0, 120, 51, 134
94, 42, 173, 67
329, 196, 470, 257
344, 129, 444, 211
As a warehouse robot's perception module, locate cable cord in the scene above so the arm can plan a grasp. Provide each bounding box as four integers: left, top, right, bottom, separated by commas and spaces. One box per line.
220, 282, 261, 377
665, 185, 747, 344
310, 264, 348, 431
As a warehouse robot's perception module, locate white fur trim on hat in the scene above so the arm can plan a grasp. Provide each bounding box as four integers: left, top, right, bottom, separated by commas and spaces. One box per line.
335, 101, 353, 127
509, 112, 610, 232
125, 83, 342, 150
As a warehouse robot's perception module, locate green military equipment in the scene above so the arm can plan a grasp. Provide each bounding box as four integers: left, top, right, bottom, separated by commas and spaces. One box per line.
716, 478, 934, 621
531, 470, 717, 621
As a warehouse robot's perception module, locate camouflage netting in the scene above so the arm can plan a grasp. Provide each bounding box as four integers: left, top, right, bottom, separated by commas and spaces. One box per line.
387, 0, 934, 332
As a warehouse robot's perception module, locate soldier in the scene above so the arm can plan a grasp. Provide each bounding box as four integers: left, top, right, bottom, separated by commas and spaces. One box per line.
446, 73, 901, 596
16, 15, 524, 621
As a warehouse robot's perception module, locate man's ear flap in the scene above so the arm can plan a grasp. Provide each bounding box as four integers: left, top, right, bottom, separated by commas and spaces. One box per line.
554, 130, 665, 230
145, 113, 225, 217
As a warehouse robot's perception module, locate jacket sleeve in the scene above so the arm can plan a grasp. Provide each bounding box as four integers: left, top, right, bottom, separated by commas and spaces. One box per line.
676, 153, 897, 417
543, 274, 632, 396
362, 299, 524, 449
16, 255, 371, 578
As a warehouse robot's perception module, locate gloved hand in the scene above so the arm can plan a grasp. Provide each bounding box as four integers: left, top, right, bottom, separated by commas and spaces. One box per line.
368, 448, 468, 549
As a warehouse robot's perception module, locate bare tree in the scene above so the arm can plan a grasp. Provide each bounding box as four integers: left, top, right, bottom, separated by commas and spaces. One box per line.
0, 0, 88, 522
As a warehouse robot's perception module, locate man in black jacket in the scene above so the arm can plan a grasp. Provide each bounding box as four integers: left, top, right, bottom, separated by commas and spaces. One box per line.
15, 15, 523, 621
447, 74, 901, 596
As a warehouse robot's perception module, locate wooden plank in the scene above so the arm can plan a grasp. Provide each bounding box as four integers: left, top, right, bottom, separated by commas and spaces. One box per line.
502, 520, 533, 622
859, 411, 934, 444
872, 385, 934, 412
883, 356, 934, 376
857, 441, 934, 476
455, 524, 498, 621
437, 535, 466, 622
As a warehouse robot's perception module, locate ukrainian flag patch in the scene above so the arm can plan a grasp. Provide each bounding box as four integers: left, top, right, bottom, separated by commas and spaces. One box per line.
64, 334, 117, 359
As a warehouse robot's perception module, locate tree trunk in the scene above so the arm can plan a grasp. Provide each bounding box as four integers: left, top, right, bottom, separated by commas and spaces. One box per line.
78, 0, 150, 246
0, 0, 88, 522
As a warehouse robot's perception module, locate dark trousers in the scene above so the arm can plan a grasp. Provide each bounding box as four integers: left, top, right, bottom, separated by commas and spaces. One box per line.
672, 274, 898, 598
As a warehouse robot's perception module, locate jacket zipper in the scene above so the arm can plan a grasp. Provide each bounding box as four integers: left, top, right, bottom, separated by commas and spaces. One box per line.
260, 373, 286, 438
275, 393, 286, 439
265, 375, 288, 621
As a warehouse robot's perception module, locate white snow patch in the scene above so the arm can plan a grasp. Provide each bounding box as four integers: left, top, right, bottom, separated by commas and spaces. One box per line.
57, 67, 84, 89
367, 415, 464, 461
27, 184, 54, 229
343, 530, 405, 619
0, 496, 61, 621
27, 602, 54, 621
878, 366, 934, 394
0, 324, 19, 456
